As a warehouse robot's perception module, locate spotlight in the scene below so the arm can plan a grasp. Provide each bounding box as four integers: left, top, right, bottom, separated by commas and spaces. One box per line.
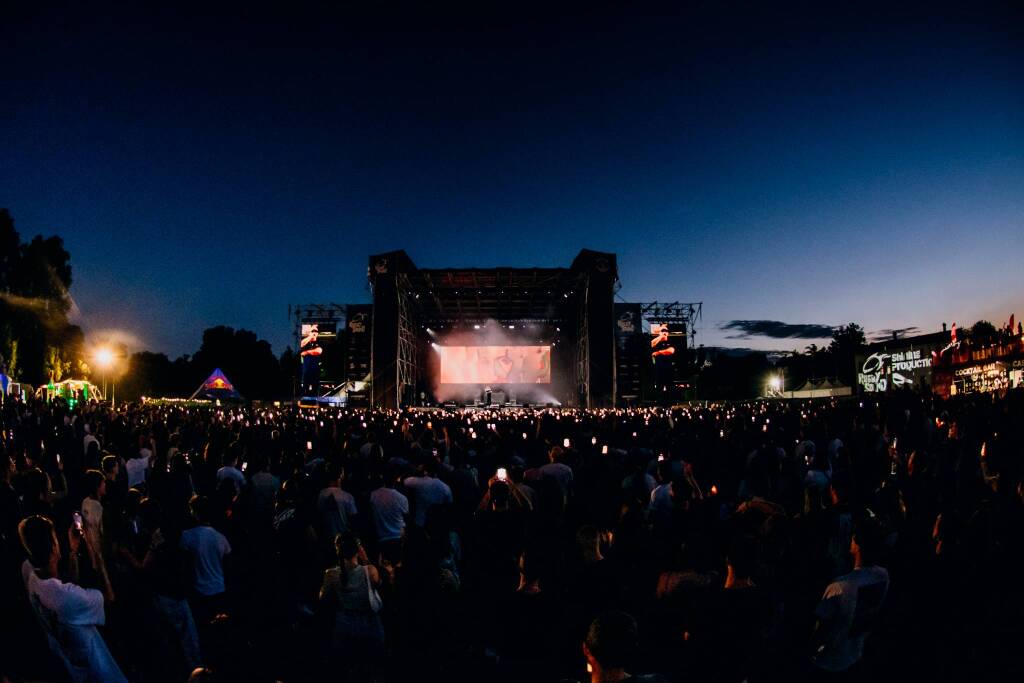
94, 347, 115, 369
474, 324, 480, 329
508, 325, 515, 329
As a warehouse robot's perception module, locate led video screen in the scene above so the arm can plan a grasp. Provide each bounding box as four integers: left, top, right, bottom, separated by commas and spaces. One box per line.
650, 323, 683, 360
299, 321, 338, 396
438, 345, 551, 384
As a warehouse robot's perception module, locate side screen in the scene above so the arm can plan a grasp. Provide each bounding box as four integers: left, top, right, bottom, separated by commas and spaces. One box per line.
299, 321, 338, 395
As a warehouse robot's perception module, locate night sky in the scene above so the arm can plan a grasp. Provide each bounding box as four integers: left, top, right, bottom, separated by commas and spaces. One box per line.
2, 4, 1022, 357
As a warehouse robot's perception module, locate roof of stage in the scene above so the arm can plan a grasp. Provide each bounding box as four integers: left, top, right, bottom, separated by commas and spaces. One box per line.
368, 249, 617, 325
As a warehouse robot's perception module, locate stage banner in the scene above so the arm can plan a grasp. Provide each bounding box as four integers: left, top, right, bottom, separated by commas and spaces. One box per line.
615, 303, 642, 349
345, 304, 373, 384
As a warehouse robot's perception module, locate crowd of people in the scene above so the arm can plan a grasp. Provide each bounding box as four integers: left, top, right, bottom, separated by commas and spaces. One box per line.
1, 388, 1022, 682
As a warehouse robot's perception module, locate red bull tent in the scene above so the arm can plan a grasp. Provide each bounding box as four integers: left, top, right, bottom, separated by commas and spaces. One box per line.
189, 368, 243, 401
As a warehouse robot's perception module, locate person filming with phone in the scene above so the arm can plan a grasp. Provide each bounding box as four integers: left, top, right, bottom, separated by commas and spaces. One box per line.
18, 514, 129, 682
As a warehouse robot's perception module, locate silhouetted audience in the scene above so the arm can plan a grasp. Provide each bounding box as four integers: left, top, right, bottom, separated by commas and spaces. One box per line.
1, 389, 1023, 682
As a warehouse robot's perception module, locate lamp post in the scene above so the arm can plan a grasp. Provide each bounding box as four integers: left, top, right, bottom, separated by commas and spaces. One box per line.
94, 347, 115, 408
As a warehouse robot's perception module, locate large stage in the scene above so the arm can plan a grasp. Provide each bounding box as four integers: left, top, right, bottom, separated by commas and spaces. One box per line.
292, 250, 701, 409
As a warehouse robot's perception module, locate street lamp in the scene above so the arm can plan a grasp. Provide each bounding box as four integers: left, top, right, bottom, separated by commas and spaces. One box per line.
94, 347, 115, 408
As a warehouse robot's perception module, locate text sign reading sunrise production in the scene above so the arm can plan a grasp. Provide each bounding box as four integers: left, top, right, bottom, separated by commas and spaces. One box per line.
438, 346, 551, 384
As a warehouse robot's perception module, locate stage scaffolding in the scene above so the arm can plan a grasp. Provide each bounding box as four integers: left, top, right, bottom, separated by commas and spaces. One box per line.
395, 273, 422, 408
639, 302, 703, 349
574, 277, 591, 408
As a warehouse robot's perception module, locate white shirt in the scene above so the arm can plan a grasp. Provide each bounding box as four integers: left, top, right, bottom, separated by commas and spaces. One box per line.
370, 487, 410, 541
81, 497, 104, 551
402, 476, 452, 527
812, 565, 890, 672
125, 457, 149, 488
21, 561, 128, 683
180, 525, 231, 596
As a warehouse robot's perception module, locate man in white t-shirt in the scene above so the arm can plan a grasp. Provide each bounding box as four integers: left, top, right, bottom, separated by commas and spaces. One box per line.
83, 425, 100, 459
317, 464, 358, 537
370, 480, 410, 543
19, 515, 128, 683
648, 458, 676, 519
216, 451, 246, 496
125, 438, 151, 489
180, 495, 231, 607
812, 515, 890, 674
403, 458, 452, 527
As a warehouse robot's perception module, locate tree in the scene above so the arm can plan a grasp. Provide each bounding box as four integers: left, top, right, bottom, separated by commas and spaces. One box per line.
189, 326, 285, 399
279, 346, 298, 397
968, 320, 997, 341
827, 323, 867, 385
116, 351, 184, 401
0, 209, 81, 385
43, 346, 71, 382
0, 209, 20, 291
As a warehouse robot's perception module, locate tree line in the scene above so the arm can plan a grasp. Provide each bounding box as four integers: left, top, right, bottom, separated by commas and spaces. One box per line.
115, 327, 298, 401
0, 209, 86, 386
1, 208, 1004, 402
1, 209, 297, 400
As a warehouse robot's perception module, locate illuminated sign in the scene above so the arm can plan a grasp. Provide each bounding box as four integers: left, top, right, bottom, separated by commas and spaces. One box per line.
952, 361, 1008, 394
857, 346, 933, 393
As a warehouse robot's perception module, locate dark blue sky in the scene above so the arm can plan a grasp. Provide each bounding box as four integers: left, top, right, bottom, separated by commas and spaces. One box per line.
2, 4, 1022, 357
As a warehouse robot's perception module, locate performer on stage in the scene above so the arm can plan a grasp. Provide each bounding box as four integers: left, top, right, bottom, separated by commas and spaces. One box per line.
300, 324, 323, 396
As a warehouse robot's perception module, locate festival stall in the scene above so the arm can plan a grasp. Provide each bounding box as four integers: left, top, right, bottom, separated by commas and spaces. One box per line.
188, 368, 244, 403
35, 379, 103, 406
930, 318, 1024, 398
783, 378, 853, 399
